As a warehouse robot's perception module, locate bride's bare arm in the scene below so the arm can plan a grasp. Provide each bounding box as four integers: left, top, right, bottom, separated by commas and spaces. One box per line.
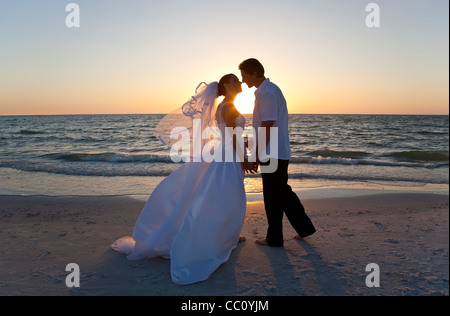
221, 104, 250, 169
221, 103, 238, 128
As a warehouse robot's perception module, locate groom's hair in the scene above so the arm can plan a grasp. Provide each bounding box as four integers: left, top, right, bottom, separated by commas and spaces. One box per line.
239, 58, 265, 78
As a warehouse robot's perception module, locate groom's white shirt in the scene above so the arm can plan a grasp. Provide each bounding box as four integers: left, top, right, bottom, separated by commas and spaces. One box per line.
253, 78, 291, 160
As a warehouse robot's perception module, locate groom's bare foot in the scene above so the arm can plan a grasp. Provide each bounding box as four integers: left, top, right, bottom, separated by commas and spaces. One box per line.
239, 236, 246, 242
255, 238, 270, 246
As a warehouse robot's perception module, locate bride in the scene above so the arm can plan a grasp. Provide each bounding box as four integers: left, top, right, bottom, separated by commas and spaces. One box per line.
112, 74, 249, 285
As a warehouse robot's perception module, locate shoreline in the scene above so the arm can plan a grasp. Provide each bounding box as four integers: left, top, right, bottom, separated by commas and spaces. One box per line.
0, 192, 448, 296
1, 165, 448, 198
1, 184, 447, 202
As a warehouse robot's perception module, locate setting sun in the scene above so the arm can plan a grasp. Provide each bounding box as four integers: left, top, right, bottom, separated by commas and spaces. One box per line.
234, 84, 256, 114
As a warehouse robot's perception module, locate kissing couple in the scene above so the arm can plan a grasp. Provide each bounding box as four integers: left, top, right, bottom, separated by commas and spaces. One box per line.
112, 58, 316, 285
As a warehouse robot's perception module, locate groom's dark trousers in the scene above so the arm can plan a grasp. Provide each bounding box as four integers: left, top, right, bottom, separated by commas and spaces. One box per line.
261, 159, 316, 247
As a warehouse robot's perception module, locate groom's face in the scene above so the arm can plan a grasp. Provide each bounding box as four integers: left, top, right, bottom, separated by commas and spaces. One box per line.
240, 70, 255, 88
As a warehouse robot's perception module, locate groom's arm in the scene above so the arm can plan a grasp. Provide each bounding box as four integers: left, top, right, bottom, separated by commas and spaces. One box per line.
255, 120, 275, 166
261, 120, 275, 148
253, 92, 277, 171
257, 91, 277, 160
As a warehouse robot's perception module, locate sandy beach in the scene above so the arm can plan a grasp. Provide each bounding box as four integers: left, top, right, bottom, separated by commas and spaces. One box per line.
0, 192, 448, 296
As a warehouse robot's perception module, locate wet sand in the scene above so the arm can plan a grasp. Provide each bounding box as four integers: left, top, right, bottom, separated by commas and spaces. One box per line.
0, 193, 448, 296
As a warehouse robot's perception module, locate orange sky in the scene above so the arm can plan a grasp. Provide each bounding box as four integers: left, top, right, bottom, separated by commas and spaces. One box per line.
0, 1, 448, 115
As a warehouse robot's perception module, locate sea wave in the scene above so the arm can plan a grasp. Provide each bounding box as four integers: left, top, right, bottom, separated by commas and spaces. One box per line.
42, 152, 176, 163
37, 150, 450, 169
0, 148, 448, 180
300, 156, 445, 169
0, 160, 178, 177
286, 172, 449, 184
306, 150, 371, 159
384, 150, 449, 162
19, 130, 46, 135
0, 160, 447, 184
304, 149, 449, 163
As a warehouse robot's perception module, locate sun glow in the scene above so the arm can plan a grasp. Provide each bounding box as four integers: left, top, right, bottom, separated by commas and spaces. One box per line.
234, 84, 256, 114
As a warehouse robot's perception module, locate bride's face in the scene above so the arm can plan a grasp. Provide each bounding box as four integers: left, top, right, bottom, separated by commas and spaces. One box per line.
225, 76, 242, 96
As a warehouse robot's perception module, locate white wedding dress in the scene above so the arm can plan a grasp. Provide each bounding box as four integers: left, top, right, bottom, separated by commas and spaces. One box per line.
112, 103, 247, 285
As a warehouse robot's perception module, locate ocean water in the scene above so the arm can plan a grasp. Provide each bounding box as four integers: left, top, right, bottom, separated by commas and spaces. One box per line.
0, 114, 448, 197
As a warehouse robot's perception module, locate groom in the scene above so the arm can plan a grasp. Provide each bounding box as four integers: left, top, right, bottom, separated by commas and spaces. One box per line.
239, 58, 316, 247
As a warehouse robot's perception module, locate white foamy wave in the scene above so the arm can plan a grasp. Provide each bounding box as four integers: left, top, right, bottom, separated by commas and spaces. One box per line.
309, 156, 358, 165
43, 152, 176, 163
0, 160, 179, 177
299, 155, 445, 169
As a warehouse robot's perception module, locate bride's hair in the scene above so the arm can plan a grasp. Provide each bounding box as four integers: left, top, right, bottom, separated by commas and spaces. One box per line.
218, 74, 237, 97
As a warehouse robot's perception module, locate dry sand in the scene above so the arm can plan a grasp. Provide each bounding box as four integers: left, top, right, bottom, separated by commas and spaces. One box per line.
0, 193, 448, 296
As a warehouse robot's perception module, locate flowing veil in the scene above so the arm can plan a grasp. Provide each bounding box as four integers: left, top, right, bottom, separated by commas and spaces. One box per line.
112, 81, 247, 285
153, 82, 220, 162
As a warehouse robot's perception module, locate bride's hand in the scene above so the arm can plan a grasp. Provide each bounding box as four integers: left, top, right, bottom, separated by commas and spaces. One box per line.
241, 161, 258, 174
241, 161, 249, 172
249, 161, 259, 173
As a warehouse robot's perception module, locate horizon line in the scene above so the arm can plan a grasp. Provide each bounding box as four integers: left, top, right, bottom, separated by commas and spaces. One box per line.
0, 113, 449, 117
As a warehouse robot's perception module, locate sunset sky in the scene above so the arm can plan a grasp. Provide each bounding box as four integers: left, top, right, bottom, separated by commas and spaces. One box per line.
0, 0, 448, 115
